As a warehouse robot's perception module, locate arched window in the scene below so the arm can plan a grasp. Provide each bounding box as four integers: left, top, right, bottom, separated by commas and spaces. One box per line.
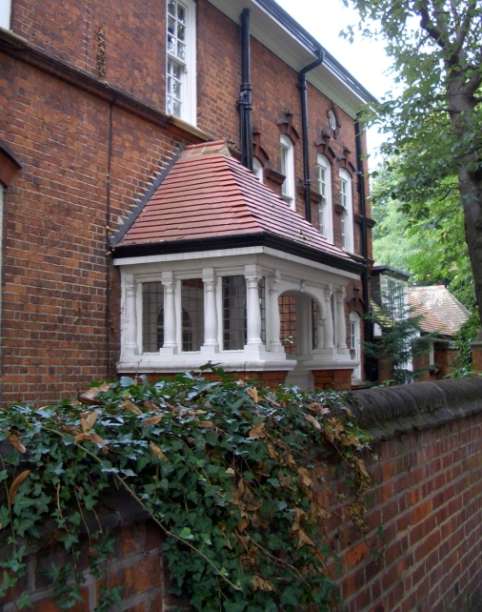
339, 169, 354, 252
349, 312, 362, 381
315, 154, 333, 242
280, 135, 295, 209
253, 158, 264, 183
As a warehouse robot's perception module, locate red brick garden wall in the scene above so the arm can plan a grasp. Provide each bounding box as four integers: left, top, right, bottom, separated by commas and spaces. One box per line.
1, 380, 481, 611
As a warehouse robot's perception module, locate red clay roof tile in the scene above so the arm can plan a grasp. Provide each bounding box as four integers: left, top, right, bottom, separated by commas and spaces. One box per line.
118, 140, 353, 263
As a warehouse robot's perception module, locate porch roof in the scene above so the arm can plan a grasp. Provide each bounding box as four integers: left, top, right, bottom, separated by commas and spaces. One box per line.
112, 141, 360, 273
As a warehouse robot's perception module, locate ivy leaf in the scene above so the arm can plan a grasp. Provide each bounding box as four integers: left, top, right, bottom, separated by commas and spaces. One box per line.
179, 527, 194, 541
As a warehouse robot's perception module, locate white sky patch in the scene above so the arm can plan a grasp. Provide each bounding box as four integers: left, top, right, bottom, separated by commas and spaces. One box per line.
276, 0, 396, 165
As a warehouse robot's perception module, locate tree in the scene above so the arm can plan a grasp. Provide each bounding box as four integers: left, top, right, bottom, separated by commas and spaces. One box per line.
372, 160, 475, 308
346, 0, 482, 324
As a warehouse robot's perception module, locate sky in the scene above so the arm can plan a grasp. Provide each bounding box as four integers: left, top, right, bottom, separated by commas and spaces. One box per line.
276, 0, 395, 161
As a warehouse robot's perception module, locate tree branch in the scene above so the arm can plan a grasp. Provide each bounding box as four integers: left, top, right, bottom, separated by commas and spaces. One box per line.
418, 1, 446, 49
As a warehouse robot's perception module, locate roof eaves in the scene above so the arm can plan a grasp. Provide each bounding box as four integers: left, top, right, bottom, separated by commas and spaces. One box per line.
112, 231, 364, 275
110, 147, 184, 248
253, 0, 378, 105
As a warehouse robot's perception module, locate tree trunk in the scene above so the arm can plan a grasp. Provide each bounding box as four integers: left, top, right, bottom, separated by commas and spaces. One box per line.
446, 77, 482, 324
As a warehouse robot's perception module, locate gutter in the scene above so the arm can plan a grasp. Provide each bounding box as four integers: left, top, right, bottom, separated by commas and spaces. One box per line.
298, 48, 324, 222
239, 9, 253, 170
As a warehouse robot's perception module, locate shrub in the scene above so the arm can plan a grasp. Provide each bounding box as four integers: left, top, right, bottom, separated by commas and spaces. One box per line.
0, 370, 371, 611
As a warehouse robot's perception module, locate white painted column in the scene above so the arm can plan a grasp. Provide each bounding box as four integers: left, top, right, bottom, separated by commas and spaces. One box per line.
268, 272, 284, 353
202, 267, 218, 353
323, 286, 334, 350
336, 287, 347, 350
122, 271, 138, 358
244, 264, 262, 347
161, 271, 177, 352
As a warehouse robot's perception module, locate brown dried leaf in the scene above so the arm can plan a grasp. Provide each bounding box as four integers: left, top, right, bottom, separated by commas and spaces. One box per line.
295, 527, 314, 548
79, 383, 113, 405
122, 400, 142, 416
143, 400, 160, 411
267, 443, 278, 460
75, 432, 106, 446
246, 387, 260, 403
252, 576, 274, 592
298, 467, 313, 488
308, 402, 331, 416
149, 442, 168, 462
304, 413, 321, 431
198, 421, 215, 429
249, 422, 266, 439
144, 415, 163, 426
238, 517, 249, 533
80, 411, 97, 433
8, 470, 31, 506
7, 433, 26, 454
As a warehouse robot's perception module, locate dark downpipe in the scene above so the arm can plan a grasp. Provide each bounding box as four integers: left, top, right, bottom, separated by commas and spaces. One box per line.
298, 48, 324, 222
239, 9, 253, 171
354, 118, 375, 379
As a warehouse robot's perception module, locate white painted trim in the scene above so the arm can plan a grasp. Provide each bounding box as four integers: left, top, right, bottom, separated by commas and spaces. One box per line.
0, 1, 11, 29
114, 245, 359, 280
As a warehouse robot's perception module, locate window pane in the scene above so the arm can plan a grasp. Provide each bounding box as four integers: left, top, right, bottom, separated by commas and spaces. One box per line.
143, 282, 164, 352
279, 294, 297, 354
168, 1, 176, 17
259, 278, 266, 344
223, 276, 246, 350
311, 299, 320, 350
182, 279, 204, 351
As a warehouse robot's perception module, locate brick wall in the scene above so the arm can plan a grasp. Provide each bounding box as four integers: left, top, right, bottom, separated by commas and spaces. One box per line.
1, 379, 481, 611
1, 0, 369, 402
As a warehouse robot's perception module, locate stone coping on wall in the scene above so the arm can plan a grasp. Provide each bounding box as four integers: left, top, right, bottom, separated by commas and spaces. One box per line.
347, 376, 482, 441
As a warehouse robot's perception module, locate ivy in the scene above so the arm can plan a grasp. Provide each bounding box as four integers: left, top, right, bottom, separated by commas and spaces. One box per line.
0, 371, 372, 610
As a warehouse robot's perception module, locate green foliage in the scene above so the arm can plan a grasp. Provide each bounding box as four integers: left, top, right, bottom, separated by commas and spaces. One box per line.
0, 372, 371, 611
372, 161, 476, 310
364, 302, 431, 384
346, 0, 482, 323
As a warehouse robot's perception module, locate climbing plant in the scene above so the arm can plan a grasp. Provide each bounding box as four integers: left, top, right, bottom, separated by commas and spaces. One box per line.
0, 371, 371, 611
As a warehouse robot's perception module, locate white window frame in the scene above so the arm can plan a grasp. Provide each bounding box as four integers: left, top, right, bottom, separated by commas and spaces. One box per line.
315, 154, 333, 243
166, 0, 197, 126
252, 158, 264, 183
349, 312, 362, 381
339, 169, 354, 253
0, 0, 11, 29
280, 135, 295, 209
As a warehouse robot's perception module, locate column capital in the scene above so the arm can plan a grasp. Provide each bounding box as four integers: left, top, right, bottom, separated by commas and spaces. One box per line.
161, 271, 175, 292
202, 267, 216, 284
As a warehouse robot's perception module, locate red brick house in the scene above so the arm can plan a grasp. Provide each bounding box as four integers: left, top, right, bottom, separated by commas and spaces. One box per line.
0, 0, 376, 403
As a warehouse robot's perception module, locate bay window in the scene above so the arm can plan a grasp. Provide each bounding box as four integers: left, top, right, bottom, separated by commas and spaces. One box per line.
315, 154, 333, 242
142, 282, 164, 352
339, 169, 354, 252
181, 279, 204, 351
280, 135, 295, 209
222, 276, 247, 350
166, 0, 196, 125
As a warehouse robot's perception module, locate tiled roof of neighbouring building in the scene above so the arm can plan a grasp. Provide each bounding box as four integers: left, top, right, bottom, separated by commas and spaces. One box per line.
114, 141, 358, 271
408, 285, 470, 337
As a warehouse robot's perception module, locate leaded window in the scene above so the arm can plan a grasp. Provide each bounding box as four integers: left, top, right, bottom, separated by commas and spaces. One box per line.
142, 282, 164, 352
181, 279, 204, 351
222, 276, 247, 350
